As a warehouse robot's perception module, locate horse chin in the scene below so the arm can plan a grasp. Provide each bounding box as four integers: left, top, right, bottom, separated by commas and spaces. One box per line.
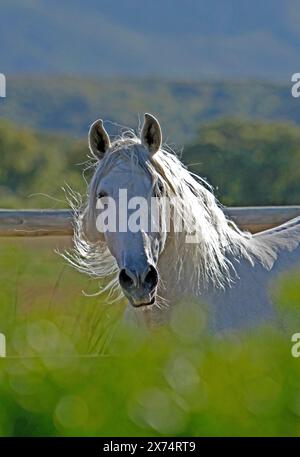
123, 291, 157, 309
130, 296, 156, 309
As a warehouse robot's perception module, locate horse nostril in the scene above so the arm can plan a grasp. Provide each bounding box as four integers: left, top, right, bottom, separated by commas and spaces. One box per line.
143, 265, 158, 289
119, 269, 134, 289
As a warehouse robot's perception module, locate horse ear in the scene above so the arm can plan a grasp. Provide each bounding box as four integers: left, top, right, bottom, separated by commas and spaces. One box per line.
88, 119, 111, 159
141, 113, 162, 155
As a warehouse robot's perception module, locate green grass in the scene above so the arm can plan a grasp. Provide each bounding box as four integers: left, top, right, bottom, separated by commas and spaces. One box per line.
0, 237, 124, 356
0, 237, 300, 436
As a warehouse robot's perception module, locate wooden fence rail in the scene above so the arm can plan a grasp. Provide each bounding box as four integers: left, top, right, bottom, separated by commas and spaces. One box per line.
0, 206, 300, 237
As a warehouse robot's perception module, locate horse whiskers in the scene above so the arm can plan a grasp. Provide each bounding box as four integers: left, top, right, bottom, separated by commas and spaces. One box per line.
157, 275, 167, 292
154, 294, 169, 311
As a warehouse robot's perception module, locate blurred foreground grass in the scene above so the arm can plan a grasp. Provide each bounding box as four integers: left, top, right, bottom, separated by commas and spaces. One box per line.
0, 237, 300, 436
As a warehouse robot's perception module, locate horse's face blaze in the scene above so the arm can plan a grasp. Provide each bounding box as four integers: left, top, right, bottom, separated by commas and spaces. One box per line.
95, 155, 167, 307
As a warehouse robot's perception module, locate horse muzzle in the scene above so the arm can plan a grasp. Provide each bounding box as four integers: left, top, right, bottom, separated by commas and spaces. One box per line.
119, 264, 159, 308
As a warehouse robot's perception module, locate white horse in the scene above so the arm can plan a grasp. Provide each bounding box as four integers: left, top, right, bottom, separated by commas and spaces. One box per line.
67, 113, 300, 331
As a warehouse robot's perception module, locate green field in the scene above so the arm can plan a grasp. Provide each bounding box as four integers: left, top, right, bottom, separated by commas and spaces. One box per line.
0, 237, 300, 436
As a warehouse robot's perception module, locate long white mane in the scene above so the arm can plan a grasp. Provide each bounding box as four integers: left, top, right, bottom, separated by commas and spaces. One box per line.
65, 131, 280, 304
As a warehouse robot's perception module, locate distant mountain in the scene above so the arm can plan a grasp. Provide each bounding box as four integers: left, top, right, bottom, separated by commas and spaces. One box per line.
1, 0, 300, 80
1, 76, 300, 145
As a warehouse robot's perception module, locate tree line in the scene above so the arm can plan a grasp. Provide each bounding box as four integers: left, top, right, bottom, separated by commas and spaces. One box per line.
1, 117, 300, 208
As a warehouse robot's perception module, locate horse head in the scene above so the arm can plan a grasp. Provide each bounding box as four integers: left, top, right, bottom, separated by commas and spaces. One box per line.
84, 113, 169, 308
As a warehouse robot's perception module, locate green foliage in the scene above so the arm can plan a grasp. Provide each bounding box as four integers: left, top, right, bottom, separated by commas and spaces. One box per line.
0, 120, 87, 208
1, 116, 300, 208
1, 77, 300, 208
184, 118, 300, 205
0, 238, 300, 436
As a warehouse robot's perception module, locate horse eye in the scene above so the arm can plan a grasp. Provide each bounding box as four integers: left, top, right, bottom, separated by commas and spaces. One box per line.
98, 191, 108, 199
